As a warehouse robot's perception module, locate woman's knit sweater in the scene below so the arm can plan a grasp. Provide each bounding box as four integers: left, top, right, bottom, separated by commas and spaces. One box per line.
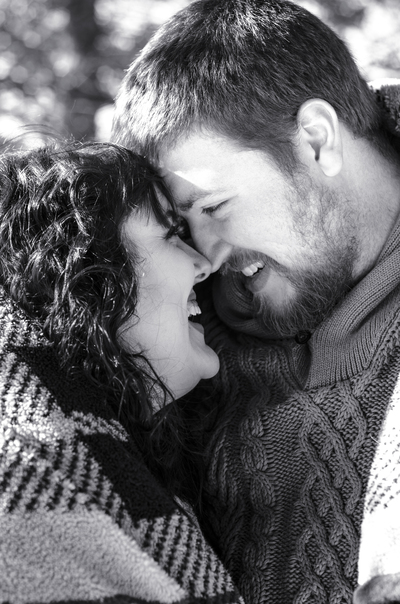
0, 290, 243, 604
197, 82, 400, 604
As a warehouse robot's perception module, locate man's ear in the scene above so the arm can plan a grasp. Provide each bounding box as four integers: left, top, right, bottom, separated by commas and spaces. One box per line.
297, 99, 343, 177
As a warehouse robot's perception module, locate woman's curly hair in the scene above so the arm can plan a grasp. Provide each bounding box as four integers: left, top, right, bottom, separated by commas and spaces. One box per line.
0, 139, 176, 431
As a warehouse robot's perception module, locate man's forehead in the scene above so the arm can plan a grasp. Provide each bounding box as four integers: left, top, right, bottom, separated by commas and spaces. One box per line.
161, 167, 227, 211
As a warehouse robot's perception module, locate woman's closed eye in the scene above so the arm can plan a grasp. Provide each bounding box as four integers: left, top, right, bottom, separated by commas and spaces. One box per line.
201, 200, 228, 216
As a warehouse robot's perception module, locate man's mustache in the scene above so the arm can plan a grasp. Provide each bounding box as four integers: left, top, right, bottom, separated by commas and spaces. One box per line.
220, 249, 286, 276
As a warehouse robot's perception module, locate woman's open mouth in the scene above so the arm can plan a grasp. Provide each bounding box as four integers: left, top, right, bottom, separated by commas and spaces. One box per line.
187, 290, 201, 318
187, 290, 205, 333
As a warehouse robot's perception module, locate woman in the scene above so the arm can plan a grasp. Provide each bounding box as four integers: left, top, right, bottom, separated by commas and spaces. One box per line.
0, 139, 242, 603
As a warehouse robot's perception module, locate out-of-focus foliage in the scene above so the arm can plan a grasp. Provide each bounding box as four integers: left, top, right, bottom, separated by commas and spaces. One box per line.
0, 0, 399, 142
0, 0, 187, 141
300, 0, 400, 79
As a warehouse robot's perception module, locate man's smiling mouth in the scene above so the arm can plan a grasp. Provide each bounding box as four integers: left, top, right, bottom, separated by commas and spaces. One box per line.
241, 261, 265, 277
221, 253, 284, 294
221, 251, 269, 278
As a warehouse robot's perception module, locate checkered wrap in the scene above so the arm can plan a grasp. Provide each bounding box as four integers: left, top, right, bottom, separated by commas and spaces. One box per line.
0, 291, 242, 604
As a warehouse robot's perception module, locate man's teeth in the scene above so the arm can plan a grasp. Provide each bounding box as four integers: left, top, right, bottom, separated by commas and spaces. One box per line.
187, 299, 201, 318
242, 261, 265, 277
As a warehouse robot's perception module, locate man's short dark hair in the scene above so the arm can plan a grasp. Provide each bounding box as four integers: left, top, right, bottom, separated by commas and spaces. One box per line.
112, 0, 383, 172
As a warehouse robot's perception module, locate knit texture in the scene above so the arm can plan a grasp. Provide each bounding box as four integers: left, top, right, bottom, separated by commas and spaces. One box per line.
0, 290, 243, 604
198, 82, 400, 604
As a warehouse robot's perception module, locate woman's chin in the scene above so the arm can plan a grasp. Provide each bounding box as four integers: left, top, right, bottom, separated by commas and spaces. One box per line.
166, 349, 220, 401
188, 320, 205, 334
206, 347, 220, 377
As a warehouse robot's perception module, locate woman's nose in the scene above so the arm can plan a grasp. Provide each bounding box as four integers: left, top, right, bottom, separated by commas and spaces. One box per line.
194, 253, 212, 283
190, 227, 232, 274
182, 240, 212, 283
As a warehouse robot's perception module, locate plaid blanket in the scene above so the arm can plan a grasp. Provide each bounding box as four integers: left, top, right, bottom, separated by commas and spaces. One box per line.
0, 291, 242, 604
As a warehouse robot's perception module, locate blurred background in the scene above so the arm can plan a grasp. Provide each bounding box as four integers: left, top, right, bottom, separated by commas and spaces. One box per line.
0, 0, 399, 143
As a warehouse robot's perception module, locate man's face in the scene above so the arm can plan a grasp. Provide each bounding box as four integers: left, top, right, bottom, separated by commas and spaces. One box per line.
159, 130, 358, 337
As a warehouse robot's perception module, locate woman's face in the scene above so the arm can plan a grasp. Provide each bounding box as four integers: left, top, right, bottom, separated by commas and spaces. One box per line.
118, 205, 220, 404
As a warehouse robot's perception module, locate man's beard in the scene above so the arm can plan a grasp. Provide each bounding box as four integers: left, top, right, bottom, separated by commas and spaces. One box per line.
221, 179, 359, 339
252, 249, 356, 338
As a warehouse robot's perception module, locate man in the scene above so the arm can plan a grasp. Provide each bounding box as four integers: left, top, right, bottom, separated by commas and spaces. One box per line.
112, 0, 400, 602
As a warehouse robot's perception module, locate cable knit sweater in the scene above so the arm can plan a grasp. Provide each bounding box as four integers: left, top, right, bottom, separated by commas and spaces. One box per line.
197, 82, 400, 604
0, 290, 243, 604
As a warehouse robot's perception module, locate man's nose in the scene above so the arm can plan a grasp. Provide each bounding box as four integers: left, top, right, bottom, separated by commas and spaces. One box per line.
190, 228, 232, 273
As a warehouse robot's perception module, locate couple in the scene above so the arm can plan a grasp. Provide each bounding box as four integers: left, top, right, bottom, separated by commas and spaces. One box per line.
1, 1, 400, 603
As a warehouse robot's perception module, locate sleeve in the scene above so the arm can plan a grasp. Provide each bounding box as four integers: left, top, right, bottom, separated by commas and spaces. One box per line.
354, 574, 400, 604
0, 339, 243, 604
0, 510, 189, 604
0, 403, 243, 604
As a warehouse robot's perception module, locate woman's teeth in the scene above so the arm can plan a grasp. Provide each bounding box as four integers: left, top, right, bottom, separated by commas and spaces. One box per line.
241, 261, 265, 277
187, 299, 201, 318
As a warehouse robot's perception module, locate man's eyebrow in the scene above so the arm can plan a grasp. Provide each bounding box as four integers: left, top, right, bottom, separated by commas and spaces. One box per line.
176, 189, 224, 212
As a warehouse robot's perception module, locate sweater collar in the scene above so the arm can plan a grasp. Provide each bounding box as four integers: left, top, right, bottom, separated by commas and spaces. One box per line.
304, 216, 400, 387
